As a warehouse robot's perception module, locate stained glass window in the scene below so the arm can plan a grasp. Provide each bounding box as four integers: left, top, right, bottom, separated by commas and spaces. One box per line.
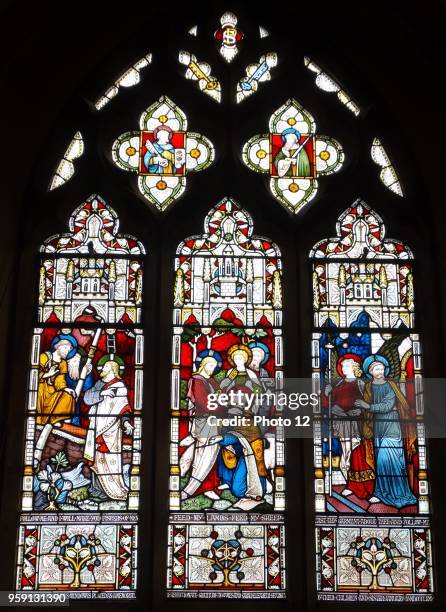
167, 197, 286, 598
11, 7, 438, 606
243, 98, 344, 213
371, 138, 404, 196
15, 195, 145, 598
112, 95, 214, 211
49, 132, 84, 191
95, 54, 152, 111
179, 51, 222, 102
311, 200, 433, 602
304, 57, 360, 116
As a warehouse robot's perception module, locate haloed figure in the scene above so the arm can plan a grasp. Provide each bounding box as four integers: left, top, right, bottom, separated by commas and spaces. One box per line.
354, 355, 417, 508
248, 341, 271, 385
218, 344, 269, 508
83, 356, 132, 502
274, 128, 311, 178
144, 125, 176, 174
180, 350, 223, 501
220, 344, 262, 395
248, 341, 274, 435
37, 334, 78, 426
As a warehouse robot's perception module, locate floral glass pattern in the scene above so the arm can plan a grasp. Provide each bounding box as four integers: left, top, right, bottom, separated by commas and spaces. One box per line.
49, 132, 84, 191
371, 138, 404, 196
304, 57, 360, 116
95, 54, 152, 111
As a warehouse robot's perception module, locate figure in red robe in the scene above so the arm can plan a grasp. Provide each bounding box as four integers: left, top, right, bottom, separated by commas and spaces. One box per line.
180, 351, 223, 501
324, 354, 374, 499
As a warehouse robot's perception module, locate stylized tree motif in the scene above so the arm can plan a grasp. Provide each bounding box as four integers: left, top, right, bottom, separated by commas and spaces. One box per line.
350, 536, 398, 590
53, 534, 101, 588
200, 530, 255, 587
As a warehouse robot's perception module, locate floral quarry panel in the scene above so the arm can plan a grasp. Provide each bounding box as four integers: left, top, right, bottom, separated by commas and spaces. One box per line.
311, 200, 433, 602
16, 195, 144, 598
167, 197, 286, 598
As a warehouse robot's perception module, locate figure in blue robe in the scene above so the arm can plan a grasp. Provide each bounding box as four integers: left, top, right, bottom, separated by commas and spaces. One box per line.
143, 125, 176, 174
365, 381, 416, 507
217, 433, 267, 499
355, 355, 417, 509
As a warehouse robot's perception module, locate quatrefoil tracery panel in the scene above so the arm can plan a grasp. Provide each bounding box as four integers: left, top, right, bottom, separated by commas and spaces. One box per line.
112, 95, 214, 211
243, 98, 344, 214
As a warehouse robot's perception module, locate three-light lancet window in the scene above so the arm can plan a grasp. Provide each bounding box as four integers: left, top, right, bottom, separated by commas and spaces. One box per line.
13, 9, 435, 606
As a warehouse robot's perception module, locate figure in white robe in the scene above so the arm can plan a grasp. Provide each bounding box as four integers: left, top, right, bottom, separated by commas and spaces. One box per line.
180, 354, 222, 501
83, 359, 133, 501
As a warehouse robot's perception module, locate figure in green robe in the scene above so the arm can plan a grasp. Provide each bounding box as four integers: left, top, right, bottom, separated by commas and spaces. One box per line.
274, 127, 311, 177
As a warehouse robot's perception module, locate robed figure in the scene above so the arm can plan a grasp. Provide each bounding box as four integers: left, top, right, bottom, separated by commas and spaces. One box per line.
355, 355, 417, 508
217, 344, 269, 508
180, 351, 223, 501
274, 128, 311, 178
37, 334, 78, 426
324, 354, 375, 499
83, 356, 132, 502
143, 125, 176, 174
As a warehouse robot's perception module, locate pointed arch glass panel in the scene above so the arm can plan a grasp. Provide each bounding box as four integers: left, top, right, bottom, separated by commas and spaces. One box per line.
15, 195, 145, 598
167, 197, 286, 598
310, 200, 433, 602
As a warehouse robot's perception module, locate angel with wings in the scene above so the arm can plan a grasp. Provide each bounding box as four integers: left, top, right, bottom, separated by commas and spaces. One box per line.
354, 349, 417, 509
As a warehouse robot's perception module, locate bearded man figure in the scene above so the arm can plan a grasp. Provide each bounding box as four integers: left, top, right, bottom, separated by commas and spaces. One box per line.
37, 334, 78, 426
